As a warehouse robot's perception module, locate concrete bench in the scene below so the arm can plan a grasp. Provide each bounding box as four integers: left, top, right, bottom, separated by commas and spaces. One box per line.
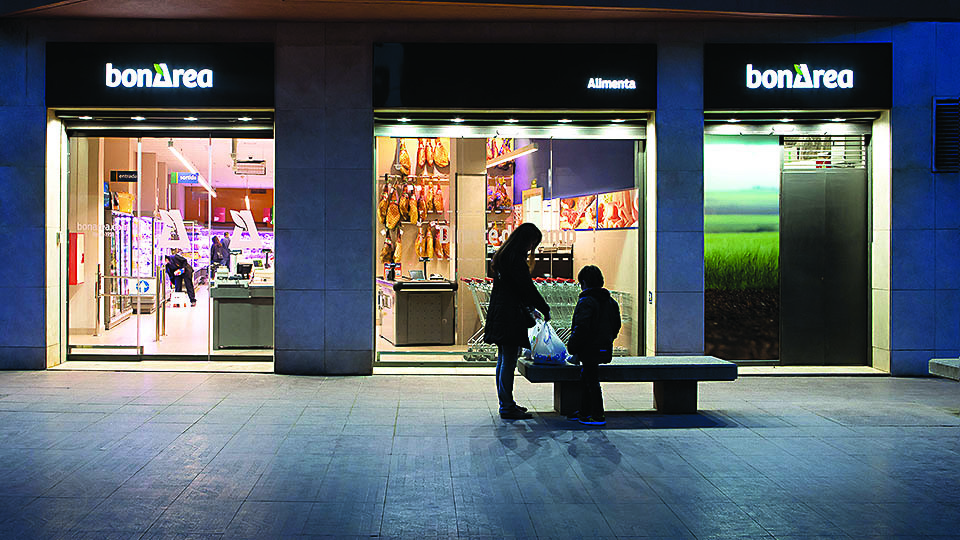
517, 356, 738, 415
930, 358, 960, 381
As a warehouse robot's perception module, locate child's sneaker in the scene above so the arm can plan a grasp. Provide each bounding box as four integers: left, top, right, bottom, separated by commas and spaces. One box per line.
578, 415, 606, 426
567, 411, 581, 421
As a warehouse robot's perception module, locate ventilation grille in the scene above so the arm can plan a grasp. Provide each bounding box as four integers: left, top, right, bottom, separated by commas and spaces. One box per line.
782, 135, 867, 170
934, 98, 960, 172
234, 160, 267, 175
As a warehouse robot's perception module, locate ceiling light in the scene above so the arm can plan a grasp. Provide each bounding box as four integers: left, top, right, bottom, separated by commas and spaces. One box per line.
238, 116, 252, 122
167, 140, 217, 198
779, 118, 793, 123
558, 119, 572, 123
398, 117, 411, 123
245, 195, 251, 211
451, 118, 465, 123
79, 115, 93, 120
831, 118, 845, 122
611, 119, 626, 123
727, 118, 740, 123
486, 143, 538, 169
184, 116, 198, 122
504, 119, 519, 123
131, 116, 146, 121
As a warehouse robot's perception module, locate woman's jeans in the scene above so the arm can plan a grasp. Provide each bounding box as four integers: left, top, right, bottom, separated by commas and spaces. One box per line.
495, 345, 520, 413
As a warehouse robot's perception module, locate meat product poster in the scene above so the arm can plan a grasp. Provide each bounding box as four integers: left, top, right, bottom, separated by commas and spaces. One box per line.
597, 189, 640, 229
559, 195, 597, 230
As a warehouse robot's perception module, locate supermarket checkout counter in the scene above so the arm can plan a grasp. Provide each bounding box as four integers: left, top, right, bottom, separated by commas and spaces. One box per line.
211, 264, 274, 349
377, 278, 457, 345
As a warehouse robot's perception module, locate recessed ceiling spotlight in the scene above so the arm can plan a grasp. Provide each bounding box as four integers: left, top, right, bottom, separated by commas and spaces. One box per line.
79, 115, 93, 120
558, 119, 572, 123
831, 117, 845, 122
504, 119, 519, 123
727, 118, 740, 123
611, 119, 626, 123
184, 116, 198, 122
398, 117, 411, 122
131, 116, 146, 121
238, 116, 253, 122
779, 118, 793, 123
451, 118, 465, 123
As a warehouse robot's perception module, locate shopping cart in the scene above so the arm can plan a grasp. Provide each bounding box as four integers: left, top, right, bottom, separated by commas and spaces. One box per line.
461, 277, 498, 361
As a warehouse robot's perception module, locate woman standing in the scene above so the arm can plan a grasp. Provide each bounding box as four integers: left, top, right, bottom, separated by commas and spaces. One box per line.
483, 222, 551, 420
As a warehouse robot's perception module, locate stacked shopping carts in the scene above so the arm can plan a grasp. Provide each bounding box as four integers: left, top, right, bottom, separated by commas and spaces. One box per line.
461, 277, 632, 361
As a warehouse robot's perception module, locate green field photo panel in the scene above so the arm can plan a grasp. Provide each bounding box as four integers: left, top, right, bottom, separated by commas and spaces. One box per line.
704, 135, 781, 360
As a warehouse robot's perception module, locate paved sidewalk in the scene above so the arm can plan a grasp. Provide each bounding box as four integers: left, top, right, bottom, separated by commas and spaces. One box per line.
0, 370, 957, 539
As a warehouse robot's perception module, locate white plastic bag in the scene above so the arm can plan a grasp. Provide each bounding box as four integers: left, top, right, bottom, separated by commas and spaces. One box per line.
530, 318, 569, 365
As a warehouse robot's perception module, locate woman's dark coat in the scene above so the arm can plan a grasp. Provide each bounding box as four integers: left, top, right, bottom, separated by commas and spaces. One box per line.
483, 254, 550, 348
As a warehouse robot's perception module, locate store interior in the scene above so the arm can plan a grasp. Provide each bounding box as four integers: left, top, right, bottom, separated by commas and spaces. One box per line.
66, 136, 275, 359
374, 133, 643, 365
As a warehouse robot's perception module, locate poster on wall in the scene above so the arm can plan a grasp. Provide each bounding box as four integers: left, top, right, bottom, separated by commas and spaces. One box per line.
597, 189, 639, 229
559, 195, 597, 230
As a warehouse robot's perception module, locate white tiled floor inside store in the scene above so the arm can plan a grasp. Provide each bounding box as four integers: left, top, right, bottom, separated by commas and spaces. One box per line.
68, 284, 272, 359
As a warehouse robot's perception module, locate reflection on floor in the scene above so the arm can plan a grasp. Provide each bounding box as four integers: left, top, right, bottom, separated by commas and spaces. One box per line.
70, 284, 272, 358
51, 360, 274, 373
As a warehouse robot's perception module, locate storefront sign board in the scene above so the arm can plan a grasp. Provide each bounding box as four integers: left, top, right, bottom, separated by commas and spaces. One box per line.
704, 43, 892, 110
46, 43, 274, 108
374, 43, 656, 109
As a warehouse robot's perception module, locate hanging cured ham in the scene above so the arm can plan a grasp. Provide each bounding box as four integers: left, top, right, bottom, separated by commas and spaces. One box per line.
416, 138, 426, 169
377, 184, 390, 225
399, 186, 411, 222
425, 138, 435, 168
425, 225, 435, 259
433, 182, 444, 213
380, 234, 394, 264
434, 138, 449, 168
386, 191, 401, 229
397, 139, 411, 175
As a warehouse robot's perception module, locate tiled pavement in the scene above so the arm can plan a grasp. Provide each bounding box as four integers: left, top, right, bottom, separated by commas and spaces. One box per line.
0, 370, 958, 539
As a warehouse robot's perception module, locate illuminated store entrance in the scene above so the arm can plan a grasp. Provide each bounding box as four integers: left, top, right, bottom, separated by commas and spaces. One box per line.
372, 116, 647, 366
59, 113, 275, 360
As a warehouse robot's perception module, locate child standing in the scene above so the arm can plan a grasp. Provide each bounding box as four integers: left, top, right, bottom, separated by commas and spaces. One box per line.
566, 265, 621, 426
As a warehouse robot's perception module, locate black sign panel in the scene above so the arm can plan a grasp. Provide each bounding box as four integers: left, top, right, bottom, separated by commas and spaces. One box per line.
374, 43, 656, 110
110, 171, 138, 182
704, 43, 891, 110
46, 43, 274, 108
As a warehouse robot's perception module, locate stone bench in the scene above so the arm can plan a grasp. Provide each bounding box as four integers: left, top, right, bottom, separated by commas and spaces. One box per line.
517, 356, 738, 414
929, 358, 960, 381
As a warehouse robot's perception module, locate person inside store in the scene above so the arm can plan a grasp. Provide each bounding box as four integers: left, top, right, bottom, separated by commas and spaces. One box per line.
165, 250, 197, 307
483, 222, 551, 420
210, 236, 229, 269
565, 265, 621, 426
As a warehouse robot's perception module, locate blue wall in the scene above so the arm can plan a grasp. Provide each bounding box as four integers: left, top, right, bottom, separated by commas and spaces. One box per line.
2, 18, 959, 374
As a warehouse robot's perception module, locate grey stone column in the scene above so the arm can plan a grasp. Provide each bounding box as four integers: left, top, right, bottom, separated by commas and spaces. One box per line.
0, 21, 47, 369
654, 43, 705, 355
274, 24, 374, 375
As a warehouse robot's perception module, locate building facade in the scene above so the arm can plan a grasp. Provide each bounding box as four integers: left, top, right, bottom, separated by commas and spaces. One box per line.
1, 7, 958, 376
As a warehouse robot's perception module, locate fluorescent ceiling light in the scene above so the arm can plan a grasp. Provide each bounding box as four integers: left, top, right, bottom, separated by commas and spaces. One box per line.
486, 143, 538, 169
184, 116, 198, 121
451, 117, 465, 123
167, 140, 217, 198
504, 119, 519, 123
79, 115, 93, 120
131, 116, 146, 121
779, 118, 793, 123
398, 117, 411, 122
238, 116, 252, 122
831, 118, 845, 122
558, 119, 572, 123
727, 118, 740, 123
611, 119, 626, 123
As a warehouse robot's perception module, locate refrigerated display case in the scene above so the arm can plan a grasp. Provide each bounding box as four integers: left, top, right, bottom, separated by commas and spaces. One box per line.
105, 210, 133, 329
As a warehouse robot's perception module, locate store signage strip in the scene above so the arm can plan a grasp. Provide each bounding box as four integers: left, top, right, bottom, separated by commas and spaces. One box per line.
110, 171, 138, 182
746, 63, 853, 90
106, 63, 213, 89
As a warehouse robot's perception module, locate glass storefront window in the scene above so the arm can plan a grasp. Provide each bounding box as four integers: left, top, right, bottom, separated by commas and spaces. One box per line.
374, 128, 644, 365
66, 136, 275, 360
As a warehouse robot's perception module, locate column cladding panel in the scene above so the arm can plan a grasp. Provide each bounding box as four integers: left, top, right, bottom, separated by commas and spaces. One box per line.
888, 22, 948, 375
655, 44, 704, 355
274, 28, 374, 375
0, 21, 46, 368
